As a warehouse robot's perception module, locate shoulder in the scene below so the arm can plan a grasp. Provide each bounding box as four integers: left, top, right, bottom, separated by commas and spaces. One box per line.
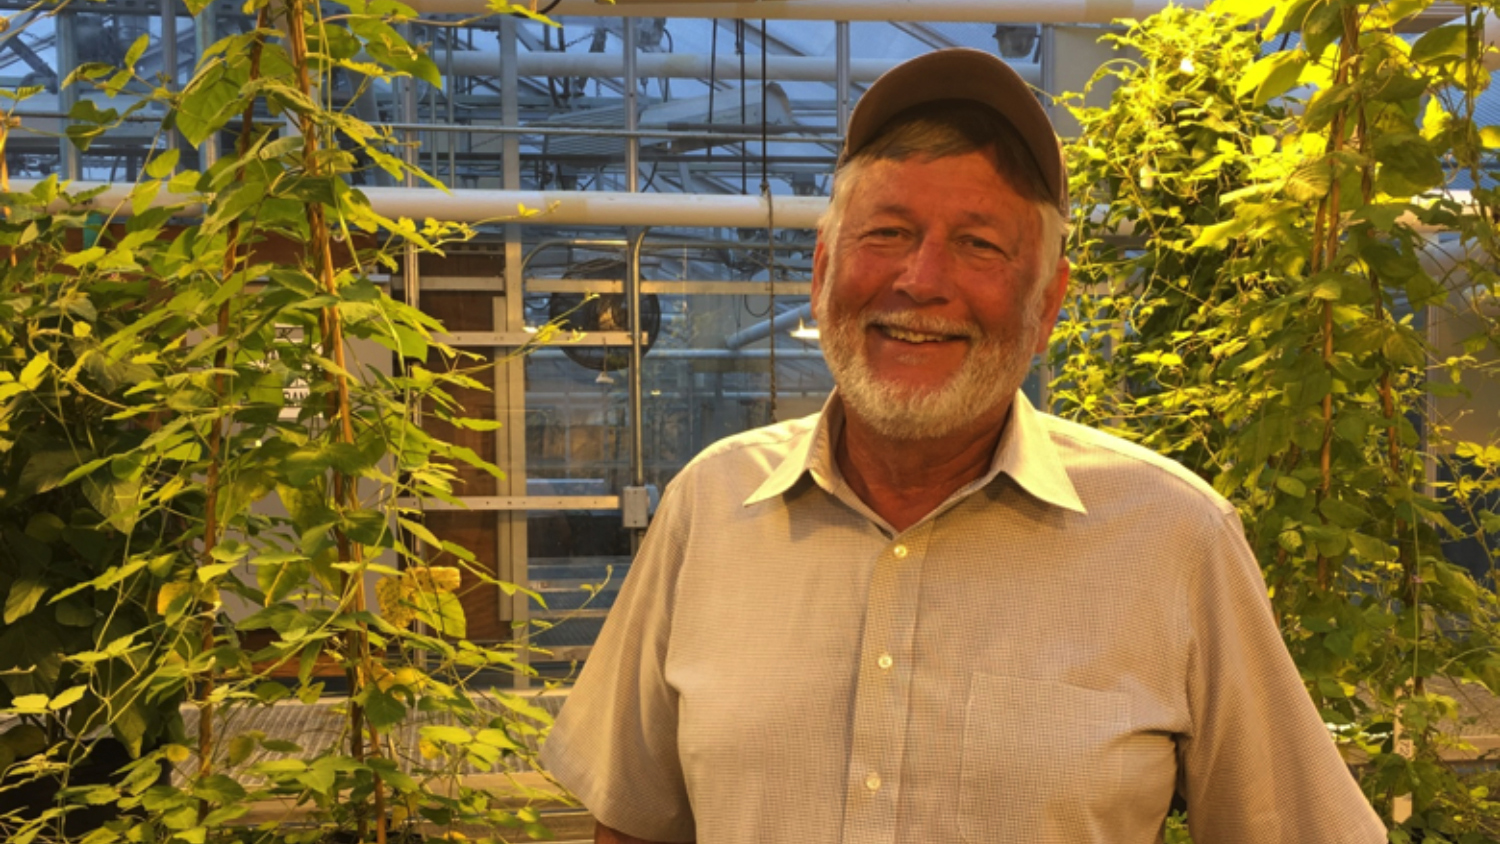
673, 412, 820, 487
1039, 412, 1235, 523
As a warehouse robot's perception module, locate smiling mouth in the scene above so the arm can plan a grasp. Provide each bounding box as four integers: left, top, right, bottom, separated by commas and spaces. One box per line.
874, 324, 970, 345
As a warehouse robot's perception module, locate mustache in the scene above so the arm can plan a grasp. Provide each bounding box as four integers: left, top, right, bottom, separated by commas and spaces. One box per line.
859, 310, 979, 340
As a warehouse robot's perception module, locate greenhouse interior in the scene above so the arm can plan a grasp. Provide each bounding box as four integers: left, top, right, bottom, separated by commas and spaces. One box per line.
2, 0, 1500, 840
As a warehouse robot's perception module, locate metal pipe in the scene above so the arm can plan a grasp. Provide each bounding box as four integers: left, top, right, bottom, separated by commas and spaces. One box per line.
521, 238, 629, 278
629, 227, 648, 489
401, 25, 421, 313
445, 28, 456, 183
161, 0, 178, 156
529, 347, 824, 360
6, 181, 825, 228
624, 24, 639, 193
725, 303, 813, 349
194, 1, 217, 171
404, 0, 1207, 23
57, 11, 78, 179
434, 49, 1039, 86
835, 22, 851, 135
347, 120, 840, 145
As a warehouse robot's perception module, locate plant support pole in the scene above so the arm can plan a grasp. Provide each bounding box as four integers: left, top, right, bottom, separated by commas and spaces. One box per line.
283, 0, 386, 839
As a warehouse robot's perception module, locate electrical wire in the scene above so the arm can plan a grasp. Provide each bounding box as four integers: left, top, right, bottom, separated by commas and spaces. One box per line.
707, 19, 719, 168
760, 19, 776, 415
738, 20, 748, 194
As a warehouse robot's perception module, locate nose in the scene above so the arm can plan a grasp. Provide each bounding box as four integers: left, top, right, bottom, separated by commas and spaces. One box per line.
891, 233, 952, 304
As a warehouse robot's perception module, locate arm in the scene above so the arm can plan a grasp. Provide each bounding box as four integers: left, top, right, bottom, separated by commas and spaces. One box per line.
539, 483, 698, 842
595, 822, 694, 844
1180, 510, 1385, 842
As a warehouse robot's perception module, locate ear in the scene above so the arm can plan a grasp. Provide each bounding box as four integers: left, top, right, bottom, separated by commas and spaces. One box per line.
1031, 257, 1071, 354
811, 236, 830, 322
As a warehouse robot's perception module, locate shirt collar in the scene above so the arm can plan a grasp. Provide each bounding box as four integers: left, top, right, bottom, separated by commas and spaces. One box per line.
743, 390, 1087, 515
992, 391, 1088, 514
742, 392, 843, 507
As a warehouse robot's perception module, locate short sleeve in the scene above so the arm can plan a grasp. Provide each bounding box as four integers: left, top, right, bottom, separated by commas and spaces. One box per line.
1179, 510, 1387, 843
539, 483, 696, 842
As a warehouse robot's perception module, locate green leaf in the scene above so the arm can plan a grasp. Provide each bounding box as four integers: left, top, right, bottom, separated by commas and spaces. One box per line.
62, 246, 107, 268
145, 148, 180, 179
1373, 132, 1444, 195
1382, 325, 1427, 367
397, 517, 442, 549
83, 475, 145, 534
1410, 24, 1468, 63
123, 33, 151, 69
421, 725, 473, 745
1191, 218, 1250, 250
343, 509, 391, 546
1320, 497, 1370, 529
363, 687, 407, 730
257, 555, 310, 605
168, 170, 203, 194
49, 684, 87, 711
1275, 476, 1308, 498
1349, 532, 1395, 561
1324, 630, 1354, 658
1236, 51, 1306, 108
1278, 529, 1304, 552
253, 681, 290, 704
282, 448, 330, 487
113, 699, 150, 757
412, 590, 466, 638
1310, 277, 1342, 301
450, 418, 504, 431
175, 66, 241, 147
131, 179, 162, 216
4, 580, 48, 624
1285, 159, 1333, 202
19, 351, 49, 389
227, 733, 258, 766
200, 179, 267, 238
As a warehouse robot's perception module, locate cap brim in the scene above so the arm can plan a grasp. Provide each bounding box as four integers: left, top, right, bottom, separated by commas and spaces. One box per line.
841, 48, 1067, 214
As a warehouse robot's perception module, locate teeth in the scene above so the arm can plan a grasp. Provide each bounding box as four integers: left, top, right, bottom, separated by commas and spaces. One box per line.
883, 326, 949, 344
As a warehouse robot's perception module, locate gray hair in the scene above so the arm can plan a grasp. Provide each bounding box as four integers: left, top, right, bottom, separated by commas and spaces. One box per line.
819, 100, 1069, 295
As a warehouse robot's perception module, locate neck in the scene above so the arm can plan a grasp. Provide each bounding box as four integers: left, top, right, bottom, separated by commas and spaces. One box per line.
835, 397, 1014, 533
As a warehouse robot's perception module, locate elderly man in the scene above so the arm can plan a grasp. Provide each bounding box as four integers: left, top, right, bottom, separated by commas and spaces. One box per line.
540, 48, 1387, 844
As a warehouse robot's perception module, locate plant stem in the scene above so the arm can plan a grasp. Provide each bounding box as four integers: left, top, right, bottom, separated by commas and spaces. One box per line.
282, 1, 386, 839
193, 8, 270, 820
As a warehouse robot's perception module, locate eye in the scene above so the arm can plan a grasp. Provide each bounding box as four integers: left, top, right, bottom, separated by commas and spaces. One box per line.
959, 235, 1004, 254
864, 227, 905, 240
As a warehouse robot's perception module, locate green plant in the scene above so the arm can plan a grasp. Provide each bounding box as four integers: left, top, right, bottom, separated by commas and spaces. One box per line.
1056, 2, 1500, 839
0, 1, 572, 842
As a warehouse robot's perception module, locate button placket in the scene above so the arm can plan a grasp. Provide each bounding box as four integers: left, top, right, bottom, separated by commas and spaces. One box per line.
840, 527, 931, 844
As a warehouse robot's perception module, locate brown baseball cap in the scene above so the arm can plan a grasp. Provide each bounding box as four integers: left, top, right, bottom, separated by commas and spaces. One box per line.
840, 48, 1068, 214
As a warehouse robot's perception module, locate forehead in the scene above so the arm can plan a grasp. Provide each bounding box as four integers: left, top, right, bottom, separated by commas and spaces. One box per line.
838, 152, 1040, 226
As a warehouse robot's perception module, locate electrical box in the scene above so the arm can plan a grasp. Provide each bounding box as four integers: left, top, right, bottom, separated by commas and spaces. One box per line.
622, 486, 651, 528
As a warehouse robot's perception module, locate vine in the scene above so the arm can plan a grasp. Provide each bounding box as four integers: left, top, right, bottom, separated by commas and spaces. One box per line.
1057, 3, 1500, 839
0, 1, 572, 842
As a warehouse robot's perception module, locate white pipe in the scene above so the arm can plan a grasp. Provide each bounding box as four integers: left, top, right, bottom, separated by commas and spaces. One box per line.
406, 0, 1205, 23
10, 180, 830, 229
447, 50, 1041, 86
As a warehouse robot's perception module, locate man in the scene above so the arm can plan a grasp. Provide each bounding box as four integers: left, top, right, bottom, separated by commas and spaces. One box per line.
540, 48, 1387, 844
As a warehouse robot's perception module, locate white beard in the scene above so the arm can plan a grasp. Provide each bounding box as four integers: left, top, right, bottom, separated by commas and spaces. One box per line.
816, 266, 1040, 442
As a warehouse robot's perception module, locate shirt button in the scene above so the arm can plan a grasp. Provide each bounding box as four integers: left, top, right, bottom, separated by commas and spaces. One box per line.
877, 653, 893, 670
865, 772, 882, 791
892, 544, 908, 559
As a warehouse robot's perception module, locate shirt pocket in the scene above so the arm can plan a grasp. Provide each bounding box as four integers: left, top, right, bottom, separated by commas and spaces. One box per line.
958, 673, 1130, 844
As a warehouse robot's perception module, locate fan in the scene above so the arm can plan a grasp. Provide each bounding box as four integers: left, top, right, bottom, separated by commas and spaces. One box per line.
546, 258, 661, 373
